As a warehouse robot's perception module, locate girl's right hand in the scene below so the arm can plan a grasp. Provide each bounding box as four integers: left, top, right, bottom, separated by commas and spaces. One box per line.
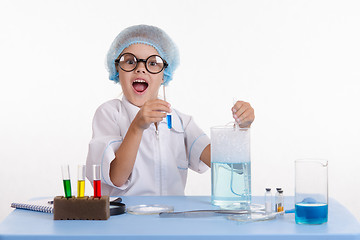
132, 99, 171, 131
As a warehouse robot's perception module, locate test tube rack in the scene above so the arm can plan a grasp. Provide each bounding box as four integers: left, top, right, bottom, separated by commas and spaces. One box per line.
53, 196, 110, 220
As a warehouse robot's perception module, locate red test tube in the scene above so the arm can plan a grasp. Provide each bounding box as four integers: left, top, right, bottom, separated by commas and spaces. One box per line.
93, 165, 101, 198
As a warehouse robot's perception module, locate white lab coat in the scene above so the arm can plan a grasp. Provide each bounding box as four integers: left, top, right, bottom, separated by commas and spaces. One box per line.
86, 96, 210, 196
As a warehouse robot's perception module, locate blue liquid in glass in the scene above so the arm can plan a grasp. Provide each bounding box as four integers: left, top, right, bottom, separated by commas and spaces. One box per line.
167, 115, 172, 129
211, 162, 251, 208
295, 203, 328, 224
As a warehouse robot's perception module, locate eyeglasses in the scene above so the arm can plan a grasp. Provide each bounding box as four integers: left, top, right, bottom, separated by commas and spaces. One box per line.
115, 53, 168, 74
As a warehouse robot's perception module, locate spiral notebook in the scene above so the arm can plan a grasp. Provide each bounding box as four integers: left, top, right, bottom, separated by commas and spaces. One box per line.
11, 199, 54, 213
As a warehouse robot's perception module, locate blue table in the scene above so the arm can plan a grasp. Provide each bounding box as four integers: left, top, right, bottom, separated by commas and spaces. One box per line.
0, 196, 359, 240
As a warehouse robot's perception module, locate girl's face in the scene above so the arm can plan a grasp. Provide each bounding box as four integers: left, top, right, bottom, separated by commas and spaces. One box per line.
116, 43, 164, 107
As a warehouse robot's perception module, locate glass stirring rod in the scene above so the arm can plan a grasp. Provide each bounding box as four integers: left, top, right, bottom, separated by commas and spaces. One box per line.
163, 85, 172, 129
232, 98, 240, 130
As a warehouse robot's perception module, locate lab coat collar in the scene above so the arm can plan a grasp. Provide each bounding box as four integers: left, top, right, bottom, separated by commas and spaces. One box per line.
122, 96, 140, 122
121, 96, 184, 133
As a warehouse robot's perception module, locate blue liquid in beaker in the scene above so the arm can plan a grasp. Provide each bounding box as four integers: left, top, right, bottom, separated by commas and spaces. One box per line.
211, 161, 251, 208
295, 203, 328, 224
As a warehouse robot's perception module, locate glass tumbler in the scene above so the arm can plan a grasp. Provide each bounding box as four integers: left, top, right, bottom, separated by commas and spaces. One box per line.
295, 159, 328, 224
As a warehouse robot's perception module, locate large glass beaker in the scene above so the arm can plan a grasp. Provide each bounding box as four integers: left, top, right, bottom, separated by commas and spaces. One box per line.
211, 126, 251, 209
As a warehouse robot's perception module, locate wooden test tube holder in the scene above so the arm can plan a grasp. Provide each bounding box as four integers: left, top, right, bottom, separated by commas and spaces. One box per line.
53, 196, 110, 220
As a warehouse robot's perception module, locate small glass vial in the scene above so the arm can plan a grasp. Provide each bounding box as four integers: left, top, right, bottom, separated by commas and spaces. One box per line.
265, 188, 272, 214
275, 188, 282, 213
276, 189, 284, 214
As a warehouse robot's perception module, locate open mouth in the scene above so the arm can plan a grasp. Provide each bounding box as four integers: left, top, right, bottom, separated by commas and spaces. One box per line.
132, 79, 149, 94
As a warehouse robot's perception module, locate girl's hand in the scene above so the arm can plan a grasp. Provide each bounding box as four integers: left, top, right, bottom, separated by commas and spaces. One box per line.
232, 101, 255, 128
132, 99, 171, 131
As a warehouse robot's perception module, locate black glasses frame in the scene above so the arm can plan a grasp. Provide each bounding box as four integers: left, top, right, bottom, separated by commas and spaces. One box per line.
115, 53, 168, 74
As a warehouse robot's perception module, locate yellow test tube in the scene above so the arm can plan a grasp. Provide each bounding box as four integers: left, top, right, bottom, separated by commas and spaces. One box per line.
77, 165, 86, 198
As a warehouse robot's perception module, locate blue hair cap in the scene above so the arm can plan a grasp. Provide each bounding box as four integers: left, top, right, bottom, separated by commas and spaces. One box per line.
106, 25, 180, 86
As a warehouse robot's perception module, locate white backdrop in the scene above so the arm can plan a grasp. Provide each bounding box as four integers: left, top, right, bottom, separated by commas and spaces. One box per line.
1, 0, 359, 222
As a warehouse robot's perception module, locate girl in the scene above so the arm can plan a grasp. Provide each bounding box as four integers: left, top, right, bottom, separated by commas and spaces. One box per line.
86, 25, 255, 196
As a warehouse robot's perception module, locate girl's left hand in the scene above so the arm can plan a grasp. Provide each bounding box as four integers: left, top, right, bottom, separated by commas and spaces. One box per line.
232, 101, 255, 128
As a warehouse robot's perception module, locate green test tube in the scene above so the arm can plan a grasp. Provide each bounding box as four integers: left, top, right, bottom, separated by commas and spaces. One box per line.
61, 165, 72, 198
